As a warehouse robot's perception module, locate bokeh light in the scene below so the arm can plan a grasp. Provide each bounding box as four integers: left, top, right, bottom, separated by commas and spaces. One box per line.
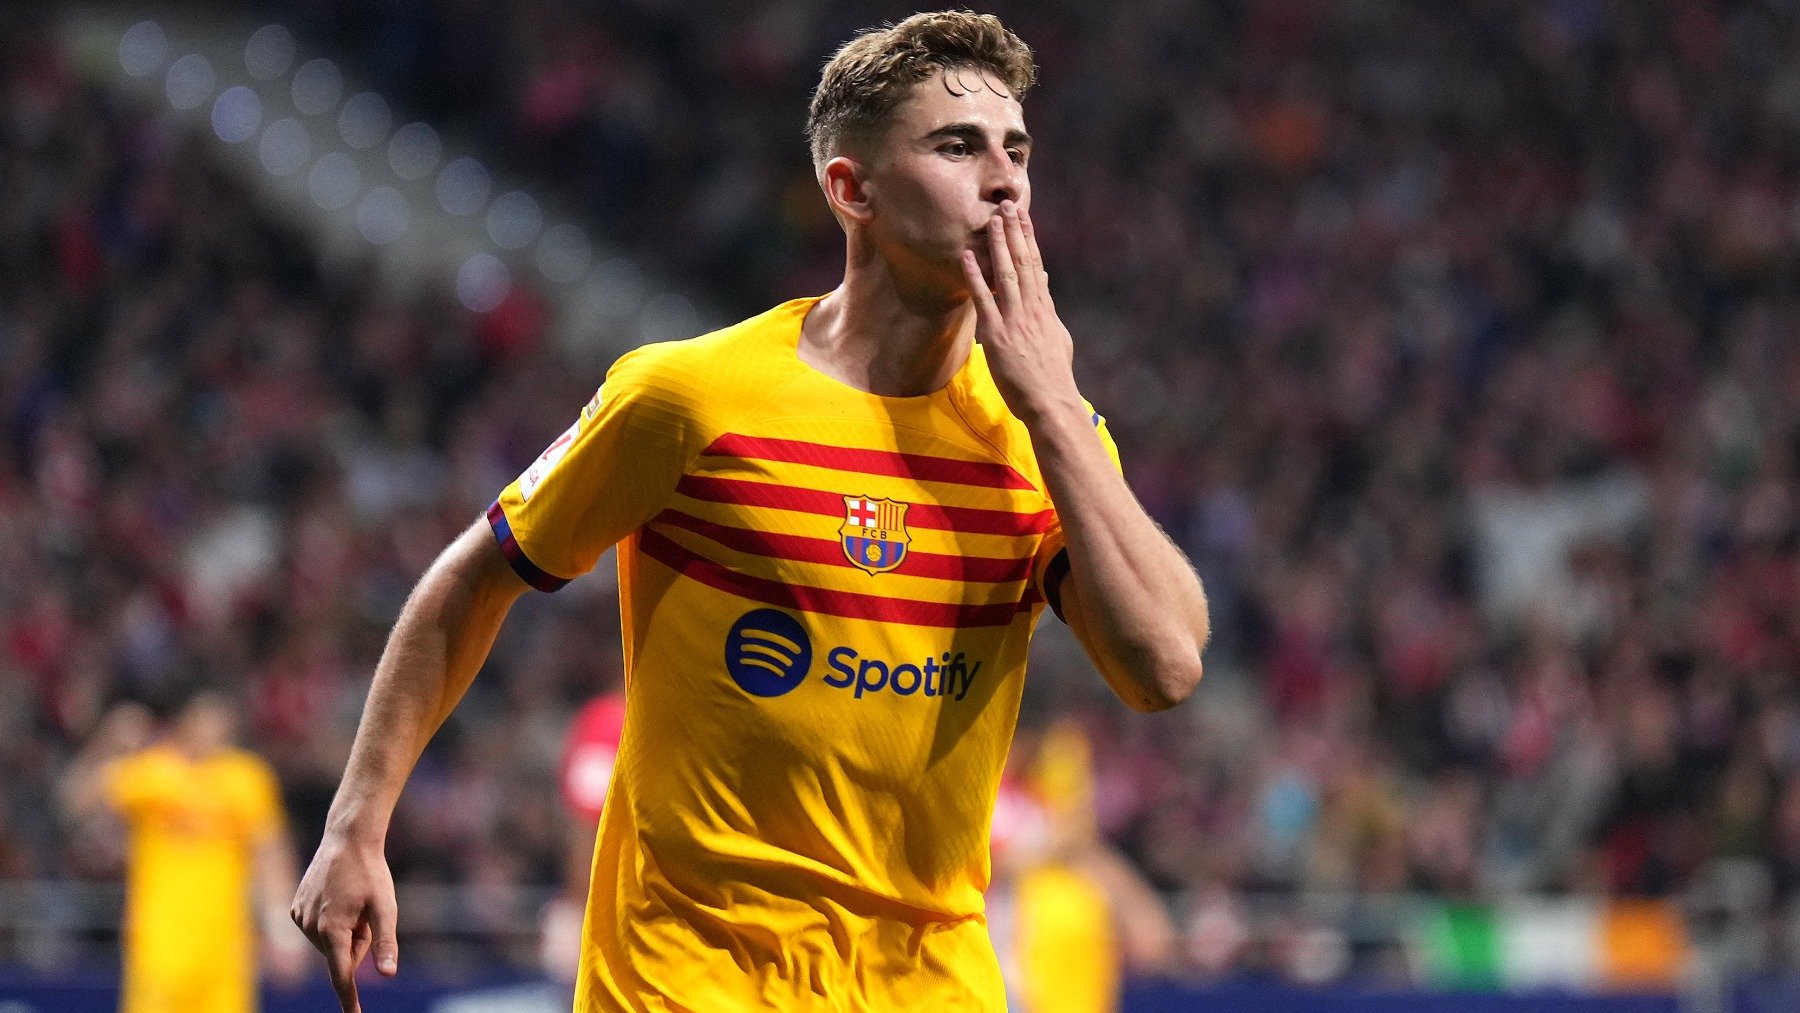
291, 58, 343, 116
211, 86, 262, 144
164, 54, 215, 111
307, 151, 360, 210
356, 186, 410, 245
387, 122, 441, 181
456, 254, 510, 313
486, 191, 543, 250
244, 25, 296, 81
436, 157, 491, 217
338, 92, 392, 150
258, 117, 310, 176
119, 21, 168, 78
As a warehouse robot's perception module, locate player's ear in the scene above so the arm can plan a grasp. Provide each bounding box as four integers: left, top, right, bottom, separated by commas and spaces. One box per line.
823, 155, 875, 226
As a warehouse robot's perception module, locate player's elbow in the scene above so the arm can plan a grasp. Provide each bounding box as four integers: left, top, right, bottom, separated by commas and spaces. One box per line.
1120, 648, 1203, 714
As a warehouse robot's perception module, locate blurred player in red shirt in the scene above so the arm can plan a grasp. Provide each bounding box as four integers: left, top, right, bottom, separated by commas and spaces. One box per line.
540, 692, 627, 985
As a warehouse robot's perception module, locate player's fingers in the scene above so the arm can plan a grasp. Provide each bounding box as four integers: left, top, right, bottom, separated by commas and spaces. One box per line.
960, 249, 1003, 332
349, 918, 372, 970
370, 895, 400, 977
1018, 205, 1049, 291
324, 930, 362, 1013
1001, 200, 1036, 277
986, 214, 1021, 313
1000, 202, 1045, 311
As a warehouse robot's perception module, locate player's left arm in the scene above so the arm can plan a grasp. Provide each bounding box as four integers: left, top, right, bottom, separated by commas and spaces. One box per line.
248, 766, 310, 984
60, 703, 155, 822
962, 200, 1208, 713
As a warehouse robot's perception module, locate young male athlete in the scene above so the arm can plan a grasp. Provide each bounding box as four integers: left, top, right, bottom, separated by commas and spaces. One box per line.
292, 11, 1209, 1010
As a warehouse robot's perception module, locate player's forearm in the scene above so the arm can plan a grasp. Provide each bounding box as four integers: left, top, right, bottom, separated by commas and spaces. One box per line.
59, 761, 107, 822
260, 833, 298, 895
324, 521, 526, 841
258, 836, 303, 933
1024, 397, 1208, 711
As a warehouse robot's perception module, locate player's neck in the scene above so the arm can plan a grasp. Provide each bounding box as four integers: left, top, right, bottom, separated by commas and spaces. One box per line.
171, 731, 225, 761
801, 240, 974, 398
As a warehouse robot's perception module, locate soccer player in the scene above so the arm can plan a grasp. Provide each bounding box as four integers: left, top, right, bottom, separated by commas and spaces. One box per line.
291, 11, 1209, 1010
989, 720, 1177, 1012
64, 691, 308, 1013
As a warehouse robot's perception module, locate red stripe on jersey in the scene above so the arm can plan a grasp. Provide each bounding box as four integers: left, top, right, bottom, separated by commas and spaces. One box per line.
704, 433, 1036, 491
637, 528, 1025, 628
676, 475, 1052, 537
651, 508, 1033, 584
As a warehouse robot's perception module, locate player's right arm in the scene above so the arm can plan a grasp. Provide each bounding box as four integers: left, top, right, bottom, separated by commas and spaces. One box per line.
60, 702, 155, 822
292, 343, 708, 1013
291, 520, 529, 1013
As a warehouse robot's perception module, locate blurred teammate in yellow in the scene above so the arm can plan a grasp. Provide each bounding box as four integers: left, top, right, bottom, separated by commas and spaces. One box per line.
990, 720, 1176, 1012
65, 689, 307, 1013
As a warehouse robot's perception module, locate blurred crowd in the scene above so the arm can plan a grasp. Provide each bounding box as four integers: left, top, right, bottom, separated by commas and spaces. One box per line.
7, 0, 1800, 982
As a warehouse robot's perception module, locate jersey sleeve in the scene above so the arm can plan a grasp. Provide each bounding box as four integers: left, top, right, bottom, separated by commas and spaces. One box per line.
488, 344, 708, 590
1033, 406, 1123, 621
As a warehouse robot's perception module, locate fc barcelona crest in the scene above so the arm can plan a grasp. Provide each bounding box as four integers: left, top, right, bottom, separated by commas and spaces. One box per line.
841, 496, 911, 575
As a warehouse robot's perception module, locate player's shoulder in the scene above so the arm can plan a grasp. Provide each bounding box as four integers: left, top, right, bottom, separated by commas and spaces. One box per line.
215, 748, 278, 785
107, 743, 175, 779
601, 297, 813, 413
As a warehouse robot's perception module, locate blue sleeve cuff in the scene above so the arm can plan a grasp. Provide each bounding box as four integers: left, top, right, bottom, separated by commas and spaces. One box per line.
487, 501, 571, 592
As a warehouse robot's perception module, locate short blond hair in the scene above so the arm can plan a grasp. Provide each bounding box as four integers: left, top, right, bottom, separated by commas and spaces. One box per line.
806, 11, 1036, 177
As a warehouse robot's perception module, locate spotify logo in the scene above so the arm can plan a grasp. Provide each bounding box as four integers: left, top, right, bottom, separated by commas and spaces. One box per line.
724, 609, 812, 698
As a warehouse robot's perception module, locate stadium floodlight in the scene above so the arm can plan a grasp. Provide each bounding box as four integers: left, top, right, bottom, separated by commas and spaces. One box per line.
436, 157, 491, 217
212, 86, 263, 144
356, 186, 410, 245
456, 254, 510, 313
245, 25, 296, 81
339, 92, 392, 150
307, 151, 360, 210
258, 117, 310, 176
119, 21, 168, 78
291, 58, 344, 116
535, 224, 593, 285
165, 54, 215, 110
387, 122, 441, 181
486, 191, 543, 250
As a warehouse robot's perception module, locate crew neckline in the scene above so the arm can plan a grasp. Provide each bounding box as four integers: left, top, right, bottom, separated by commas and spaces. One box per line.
786, 294, 980, 405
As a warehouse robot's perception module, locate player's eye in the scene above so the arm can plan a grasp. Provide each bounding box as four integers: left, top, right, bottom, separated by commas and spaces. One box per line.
941, 141, 970, 157
1008, 148, 1026, 165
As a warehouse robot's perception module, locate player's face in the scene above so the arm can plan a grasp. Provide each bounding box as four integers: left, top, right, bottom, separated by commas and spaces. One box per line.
863, 67, 1031, 288
176, 694, 236, 755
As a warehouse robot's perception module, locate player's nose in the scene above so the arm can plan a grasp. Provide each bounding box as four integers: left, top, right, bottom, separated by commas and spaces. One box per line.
981, 147, 1022, 208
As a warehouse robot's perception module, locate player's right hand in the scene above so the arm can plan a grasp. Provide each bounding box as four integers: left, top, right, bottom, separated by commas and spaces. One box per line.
291, 830, 399, 1013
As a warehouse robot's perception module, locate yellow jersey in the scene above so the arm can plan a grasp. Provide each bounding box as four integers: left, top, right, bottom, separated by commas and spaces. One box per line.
103, 744, 284, 1013
1017, 866, 1118, 1013
490, 295, 1119, 1010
